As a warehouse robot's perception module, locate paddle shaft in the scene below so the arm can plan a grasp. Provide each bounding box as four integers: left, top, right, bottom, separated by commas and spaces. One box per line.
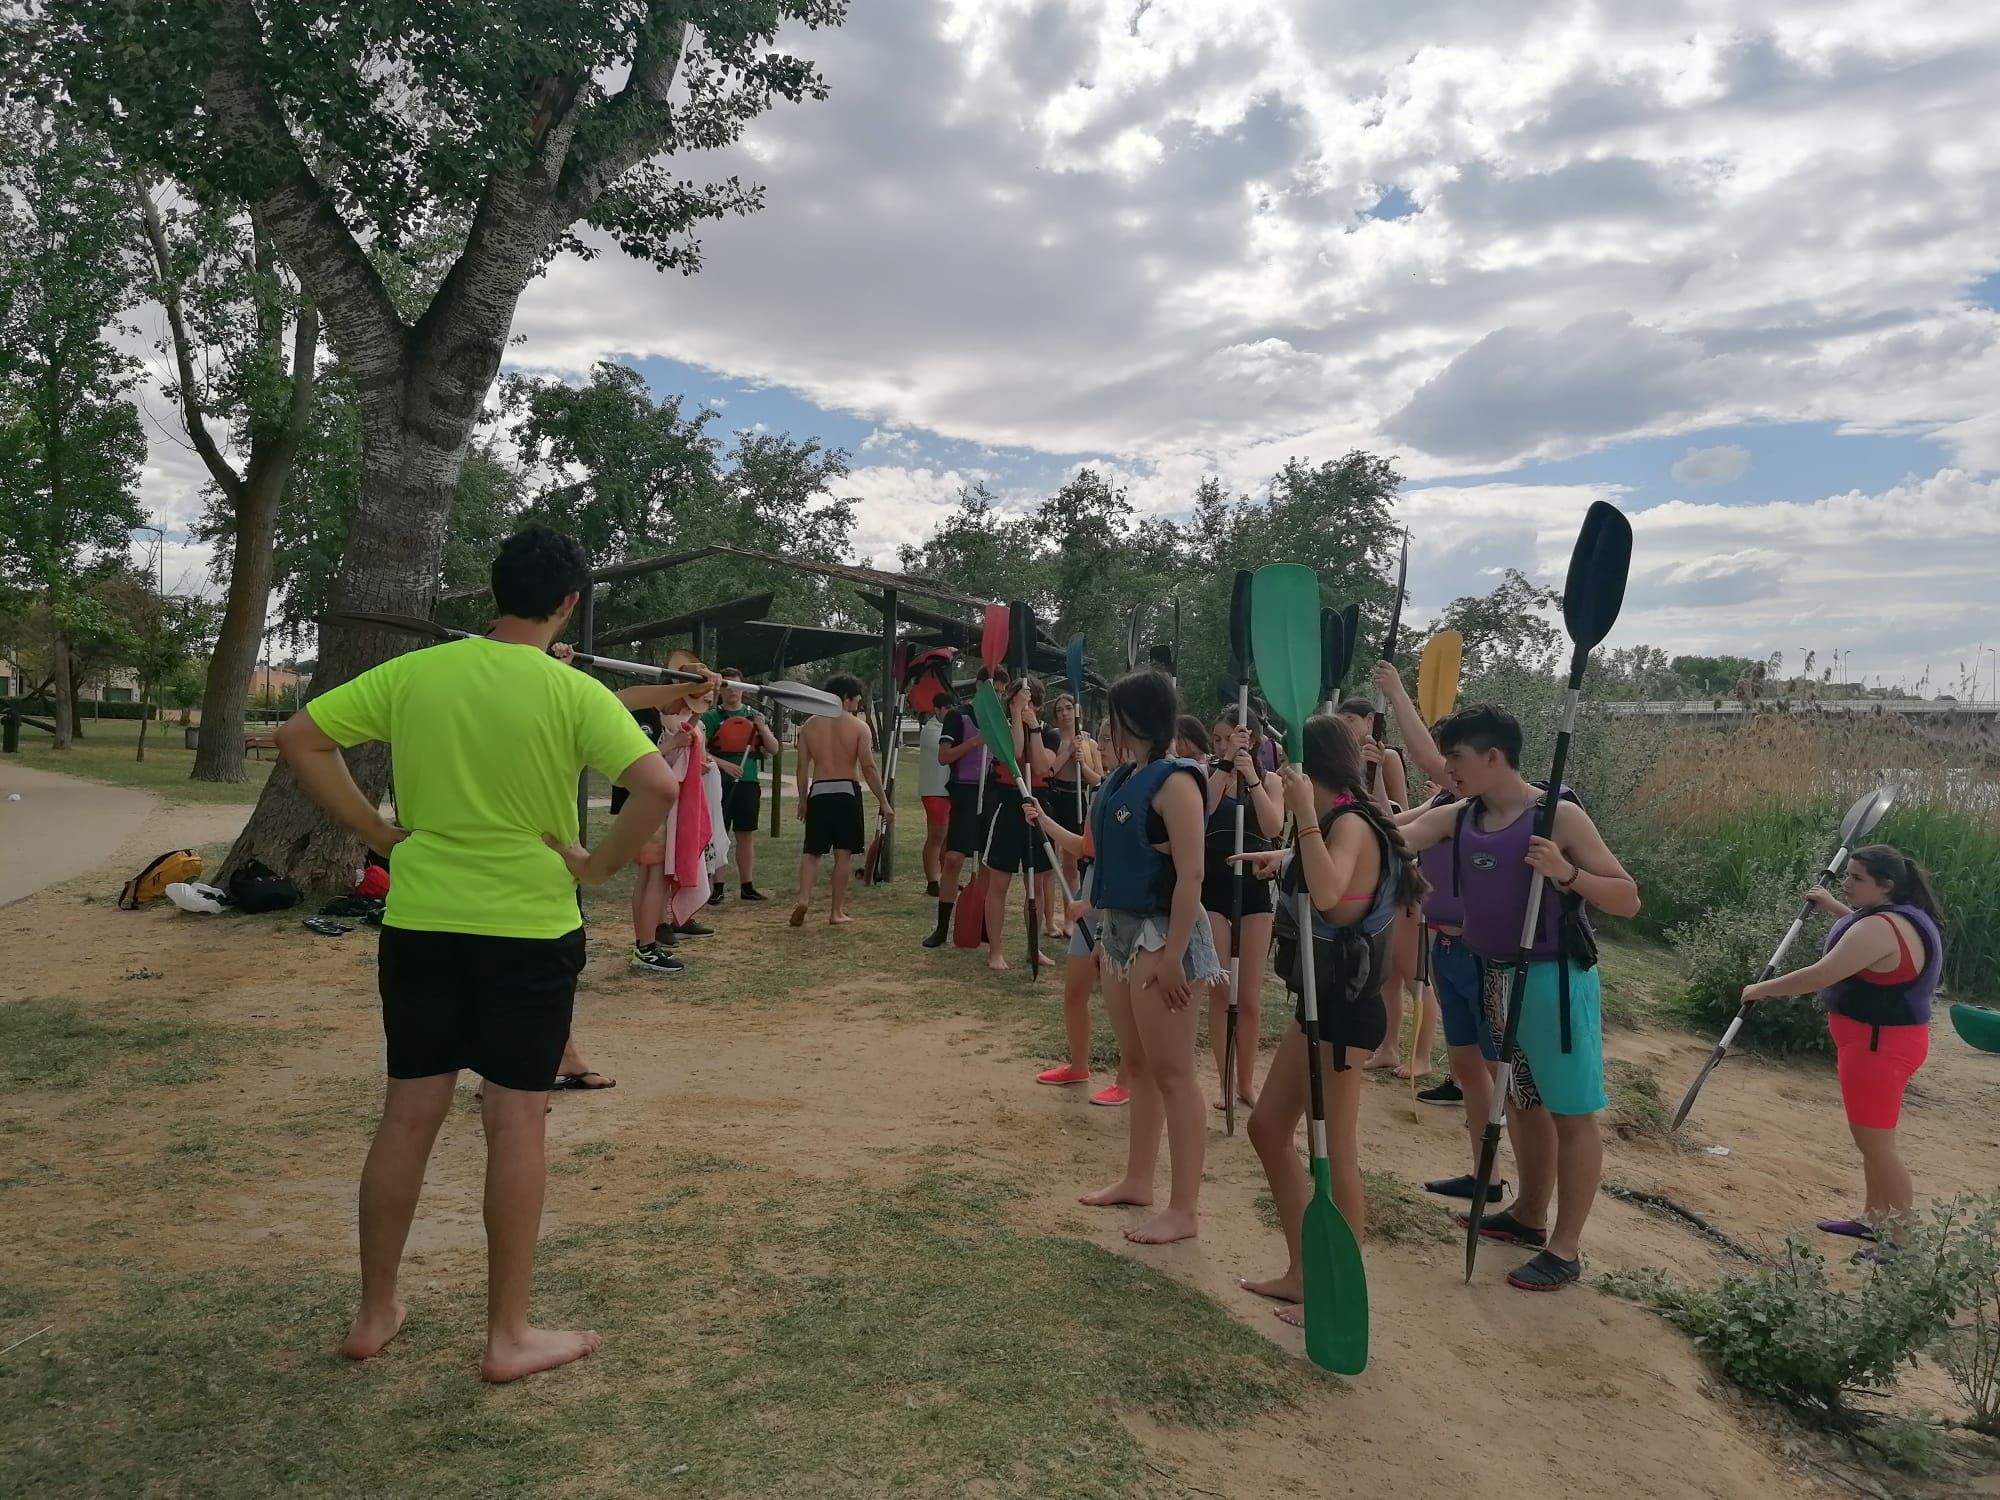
1670, 839, 1859, 1129
1225, 677, 1251, 1137
1463, 661, 1583, 1280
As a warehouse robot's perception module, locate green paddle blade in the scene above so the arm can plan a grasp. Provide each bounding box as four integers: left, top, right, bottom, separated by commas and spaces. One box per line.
971, 681, 1022, 783
1250, 564, 1322, 759
1303, 1157, 1369, 1376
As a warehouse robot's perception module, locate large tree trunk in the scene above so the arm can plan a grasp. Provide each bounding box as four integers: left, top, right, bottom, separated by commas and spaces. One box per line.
50, 634, 73, 749
191, 468, 285, 783
221, 366, 485, 891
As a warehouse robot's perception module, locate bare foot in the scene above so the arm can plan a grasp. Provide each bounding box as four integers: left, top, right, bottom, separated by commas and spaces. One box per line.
1032, 950, 1052, 968
339, 1299, 407, 1360
788, 905, 807, 928
1238, 1272, 1303, 1304
1392, 1063, 1418, 1080
480, 1326, 604, 1384
1275, 1304, 1306, 1328
987, 955, 1010, 972
1236, 1087, 1259, 1109
1079, 1179, 1153, 1208
1363, 1053, 1400, 1072
829, 913, 854, 926
1125, 1209, 1198, 1244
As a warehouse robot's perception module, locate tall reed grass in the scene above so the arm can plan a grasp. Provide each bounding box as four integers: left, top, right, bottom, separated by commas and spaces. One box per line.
1608, 712, 2000, 1008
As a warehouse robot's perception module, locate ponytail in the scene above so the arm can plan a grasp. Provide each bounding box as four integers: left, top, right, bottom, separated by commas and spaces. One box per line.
1851, 844, 1946, 926
1301, 716, 1431, 908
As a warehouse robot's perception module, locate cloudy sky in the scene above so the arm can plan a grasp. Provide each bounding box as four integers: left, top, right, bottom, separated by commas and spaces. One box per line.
138, 0, 2000, 695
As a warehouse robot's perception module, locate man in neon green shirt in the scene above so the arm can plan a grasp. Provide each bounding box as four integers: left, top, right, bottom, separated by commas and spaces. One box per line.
277, 525, 676, 1384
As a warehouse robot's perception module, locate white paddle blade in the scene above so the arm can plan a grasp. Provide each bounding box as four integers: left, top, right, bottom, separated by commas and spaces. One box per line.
1842, 784, 1897, 846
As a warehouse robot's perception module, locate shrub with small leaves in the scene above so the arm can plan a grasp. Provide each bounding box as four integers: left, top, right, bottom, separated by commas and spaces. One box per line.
1601, 1204, 1984, 1426
1932, 1197, 2000, 1436
1666, 871, 1836, 1058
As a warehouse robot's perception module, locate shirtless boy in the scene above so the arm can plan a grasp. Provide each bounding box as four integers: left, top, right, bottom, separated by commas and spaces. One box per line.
789, 672, 893, 927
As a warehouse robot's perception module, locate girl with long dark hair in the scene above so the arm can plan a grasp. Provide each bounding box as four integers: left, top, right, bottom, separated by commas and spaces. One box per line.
1068, 670, 1223, 1244
1233, 716, 1429, 1321
1740, 843, 1946, 1251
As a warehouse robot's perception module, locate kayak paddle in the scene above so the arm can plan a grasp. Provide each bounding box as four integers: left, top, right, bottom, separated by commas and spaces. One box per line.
1125, 599, 1146, 672
1463, 500, 1632, 1281
972, 679, 1080, 911
1417, 631, 1463, 725
954, 602, 1012, 950
1368, 530, 1410, 793
1408, 628, 1464, 1109
1224, 568, 1254, 1138
1251, 562, 1368, 1377
1008, 599, 1041, 978
1066, 634, 1087, 833
1670, 783, 1898, 1131
1318, 606, 1346, 718
326, 610, 844, 718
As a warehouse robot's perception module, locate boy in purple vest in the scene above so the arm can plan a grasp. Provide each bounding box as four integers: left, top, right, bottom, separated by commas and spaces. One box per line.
1399, 704, 1640, 1291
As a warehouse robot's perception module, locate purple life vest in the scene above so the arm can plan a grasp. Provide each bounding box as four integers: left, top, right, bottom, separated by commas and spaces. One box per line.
1451, 789, 1586, 964
944, 709, 987, 785
1416, 788, 1462, 927
1819, 904, 1943, 1031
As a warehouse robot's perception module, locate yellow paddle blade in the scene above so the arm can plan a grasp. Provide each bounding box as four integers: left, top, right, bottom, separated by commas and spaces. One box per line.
1417, 631, 1463, 725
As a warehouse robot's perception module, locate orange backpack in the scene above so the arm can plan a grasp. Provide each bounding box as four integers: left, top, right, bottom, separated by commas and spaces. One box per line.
119, 849, 204, 910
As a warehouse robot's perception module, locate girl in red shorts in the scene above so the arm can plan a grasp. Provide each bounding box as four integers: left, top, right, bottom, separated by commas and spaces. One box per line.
1740, 844, 1945, 1252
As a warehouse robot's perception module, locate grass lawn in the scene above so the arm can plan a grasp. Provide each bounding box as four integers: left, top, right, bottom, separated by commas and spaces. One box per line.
8, 715, 275, 805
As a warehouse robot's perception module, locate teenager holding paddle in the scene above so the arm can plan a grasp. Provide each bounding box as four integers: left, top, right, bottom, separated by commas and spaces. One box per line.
1196, 708, 1283, 1112
1233, 717, 1427, 1320
1334, 695, 1419, 1074
1737, 844, 1945, 1253
983, 675, 1057, 972
1073, 670, 1223, 1244
1042, 691, 1100, 929
1397, 703, 1640, 1289
921, 673, 993, 949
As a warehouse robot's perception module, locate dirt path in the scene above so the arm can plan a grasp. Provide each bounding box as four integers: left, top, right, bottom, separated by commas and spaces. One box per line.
4, 849, 1996, 1496
0, 763, 251, 907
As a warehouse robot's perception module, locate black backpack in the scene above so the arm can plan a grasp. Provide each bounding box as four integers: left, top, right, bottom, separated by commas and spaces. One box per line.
227, 858, 302, 914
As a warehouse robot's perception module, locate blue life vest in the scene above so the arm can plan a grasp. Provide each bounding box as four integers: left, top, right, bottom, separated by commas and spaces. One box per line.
1088, 756, 1206, 915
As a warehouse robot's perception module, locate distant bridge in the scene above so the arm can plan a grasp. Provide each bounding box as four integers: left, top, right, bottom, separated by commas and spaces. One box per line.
1604, 699, 2000, 726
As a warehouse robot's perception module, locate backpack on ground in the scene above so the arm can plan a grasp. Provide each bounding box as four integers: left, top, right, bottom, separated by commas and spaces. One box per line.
119, 850, 204, 910
227, 858, 302, 914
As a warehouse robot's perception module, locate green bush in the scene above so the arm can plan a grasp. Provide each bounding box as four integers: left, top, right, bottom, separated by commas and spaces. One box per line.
1666, 874, 1837, 1058
1602, 1199, 1991, 1428
1933, 1198, 2000, 1436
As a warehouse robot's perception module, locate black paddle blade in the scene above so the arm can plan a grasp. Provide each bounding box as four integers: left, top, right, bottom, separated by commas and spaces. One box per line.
326, 610, 462, 644
1007, 599, 1033, 673
1463, 1123, 1506, 1280
1228, 570, 1254, 684
1381, 529, 1410, 662
1149, 641, 1175, 675
1561, 501, 1634, 651
1336, 603, 1360, 690
1318, 608, 1345, 698
1670, 1045, 1728, 1131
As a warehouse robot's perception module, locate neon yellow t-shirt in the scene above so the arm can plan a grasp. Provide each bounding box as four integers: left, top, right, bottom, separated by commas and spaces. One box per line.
306, 637, 660, 938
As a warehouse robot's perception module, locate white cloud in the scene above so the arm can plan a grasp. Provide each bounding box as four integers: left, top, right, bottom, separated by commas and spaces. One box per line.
1671, 443, 1752, 484
843, 464, 988, 564
1400, 469, 2000, 692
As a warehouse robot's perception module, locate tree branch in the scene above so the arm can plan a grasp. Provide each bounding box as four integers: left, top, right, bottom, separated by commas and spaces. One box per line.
553, 8, 690, 221
196, 0, 407, 378
132, 179, 244, 506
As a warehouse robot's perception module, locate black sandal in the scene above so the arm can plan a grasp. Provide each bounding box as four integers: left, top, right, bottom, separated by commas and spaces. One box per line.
1450, 1209, 1548, 1248
552, 1072, 616, 1091
1507, 1250, 1582, 1291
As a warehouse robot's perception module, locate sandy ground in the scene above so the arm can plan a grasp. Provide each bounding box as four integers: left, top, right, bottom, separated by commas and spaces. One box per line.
4, 788, 1999, 1497
0, 764, 163, 905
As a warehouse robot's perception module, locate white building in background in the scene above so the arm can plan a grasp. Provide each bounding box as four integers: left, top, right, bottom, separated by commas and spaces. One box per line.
0, 652, 142, 703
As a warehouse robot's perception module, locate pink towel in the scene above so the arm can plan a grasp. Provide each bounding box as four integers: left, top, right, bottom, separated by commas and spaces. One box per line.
668, 729, 713, 924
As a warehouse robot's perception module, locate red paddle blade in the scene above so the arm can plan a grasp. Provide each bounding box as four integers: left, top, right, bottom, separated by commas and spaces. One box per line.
981, 604, 1010, 673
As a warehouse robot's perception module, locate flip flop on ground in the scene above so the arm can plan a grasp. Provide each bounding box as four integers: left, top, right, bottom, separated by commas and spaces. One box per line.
553, 1071, 616, 1090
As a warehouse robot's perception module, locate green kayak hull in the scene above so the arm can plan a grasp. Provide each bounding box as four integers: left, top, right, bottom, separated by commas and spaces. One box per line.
1949, 1004, 2000, 1055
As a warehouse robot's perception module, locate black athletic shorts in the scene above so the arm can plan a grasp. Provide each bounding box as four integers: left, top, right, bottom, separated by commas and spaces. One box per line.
1294, 986, 1388, 1065
377, 925, 585, 1092
804, 782, 866, 856
1041, 781, 1086, 835
1202, 858, 1274, 920
987, 785, 1052, 875
946, 780, 992, 858
724, 779, 761, 834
